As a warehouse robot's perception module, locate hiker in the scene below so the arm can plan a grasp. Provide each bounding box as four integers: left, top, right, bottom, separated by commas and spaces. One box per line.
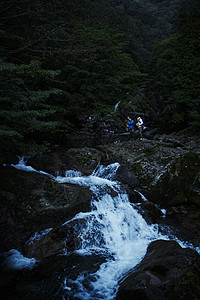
126, 116, 134, 138
136, 116, 143, 140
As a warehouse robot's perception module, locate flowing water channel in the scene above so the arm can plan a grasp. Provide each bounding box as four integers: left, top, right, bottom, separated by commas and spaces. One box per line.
3, 157, 199, 299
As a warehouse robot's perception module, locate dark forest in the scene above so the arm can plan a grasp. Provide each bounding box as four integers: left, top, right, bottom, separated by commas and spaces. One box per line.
1, 0, 200, 156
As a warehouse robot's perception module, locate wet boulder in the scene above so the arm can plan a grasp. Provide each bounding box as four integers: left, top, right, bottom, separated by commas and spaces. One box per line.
111, 165, 140, 204
28, 152, 74, 176
66, 147, 101, 175
28, 147, 101, 176
116, 240, 200, 300
122, 187, 143, 204
22, 218, 87, 259
114, 165, 139, 187
136, 201, 163, 224
0, 166, 92, 252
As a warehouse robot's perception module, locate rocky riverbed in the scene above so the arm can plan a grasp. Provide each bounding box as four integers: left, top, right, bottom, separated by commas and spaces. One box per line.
104, 133, 200, 247
0, 132, 200, 299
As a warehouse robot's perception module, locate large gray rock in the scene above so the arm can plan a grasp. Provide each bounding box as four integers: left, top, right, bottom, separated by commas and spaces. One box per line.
116, 240, 200, 300
28, 147, 101, 176
0, 166, 92, 252
28, 152, 74, 176
149, 152, 200, 206
136, 201, 163, 224
114, 165, 139, 187
22, 218, 87, 259
106, 135, 200, 207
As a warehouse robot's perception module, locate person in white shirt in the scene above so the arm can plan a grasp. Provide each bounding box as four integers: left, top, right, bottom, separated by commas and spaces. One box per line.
136, 116, 143, 140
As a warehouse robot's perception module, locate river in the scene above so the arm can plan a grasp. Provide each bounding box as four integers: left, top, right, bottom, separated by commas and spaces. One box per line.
2, 157, 199, 299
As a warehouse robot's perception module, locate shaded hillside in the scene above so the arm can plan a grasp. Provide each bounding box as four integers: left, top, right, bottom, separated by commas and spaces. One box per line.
149, 0, 200, 131
0, 0, 199, 157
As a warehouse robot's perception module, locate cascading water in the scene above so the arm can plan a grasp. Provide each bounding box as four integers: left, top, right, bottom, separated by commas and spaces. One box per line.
5, 157, 199, 299
54, 162, 169, 299
114, 101, 120, 113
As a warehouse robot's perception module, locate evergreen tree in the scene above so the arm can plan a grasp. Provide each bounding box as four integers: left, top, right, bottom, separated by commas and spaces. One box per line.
0, 59, 62, 151
150, 0, 200, 131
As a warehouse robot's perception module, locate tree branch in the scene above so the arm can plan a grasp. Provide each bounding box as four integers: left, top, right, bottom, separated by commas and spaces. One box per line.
9, 26, 64, 54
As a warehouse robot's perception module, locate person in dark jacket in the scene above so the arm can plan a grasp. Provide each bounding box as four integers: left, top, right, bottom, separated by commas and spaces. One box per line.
126, 116, 134, 138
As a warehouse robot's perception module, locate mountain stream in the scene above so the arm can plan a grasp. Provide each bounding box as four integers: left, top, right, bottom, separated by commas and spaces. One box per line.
3, 157, 199, 299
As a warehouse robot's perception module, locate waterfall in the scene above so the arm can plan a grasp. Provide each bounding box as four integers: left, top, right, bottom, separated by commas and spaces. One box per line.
6, 157, 199, 299
54, 163, 168, 299
114, 101, 120, 112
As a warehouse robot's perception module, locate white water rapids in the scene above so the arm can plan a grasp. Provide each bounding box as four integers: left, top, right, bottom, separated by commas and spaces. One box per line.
4, 157, 199, 299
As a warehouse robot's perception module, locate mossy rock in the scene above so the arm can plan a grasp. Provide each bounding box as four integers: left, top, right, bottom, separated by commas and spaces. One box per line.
149, 152, 200, 207
174, 260, 200, 299
132, 162, 144, 175
66, 147, 101, 175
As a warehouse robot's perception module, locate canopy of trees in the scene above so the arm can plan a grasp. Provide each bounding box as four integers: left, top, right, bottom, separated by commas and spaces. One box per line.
0, 0, 199, 155
150, 0, 200, 130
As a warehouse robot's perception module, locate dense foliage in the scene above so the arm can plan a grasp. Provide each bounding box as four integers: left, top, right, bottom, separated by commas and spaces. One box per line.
0, 0, 144, 153
0, 0, 199, 155
150, 0, 200, 131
